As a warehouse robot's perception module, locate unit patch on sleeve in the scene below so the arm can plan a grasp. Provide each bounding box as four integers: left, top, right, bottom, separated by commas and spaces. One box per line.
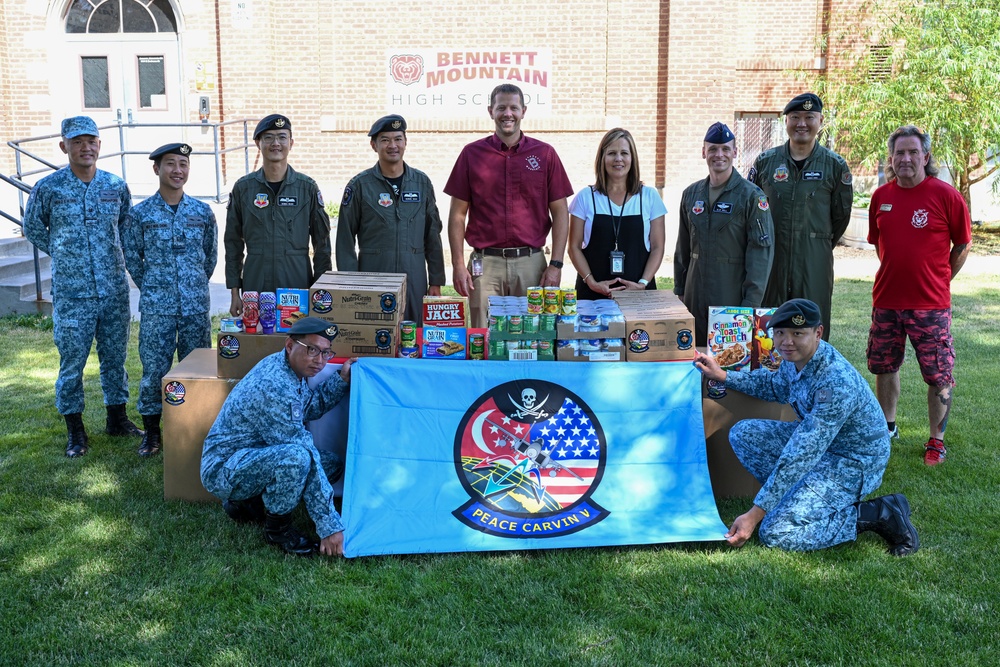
401, 191, 421, 203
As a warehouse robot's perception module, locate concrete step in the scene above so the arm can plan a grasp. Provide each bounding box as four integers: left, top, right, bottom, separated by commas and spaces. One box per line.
0, 236, 39, 259
0, 253, 50, 280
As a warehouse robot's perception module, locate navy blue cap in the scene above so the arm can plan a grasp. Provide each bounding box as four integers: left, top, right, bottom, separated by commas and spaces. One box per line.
783, 93, 823, 114
368, 114, 407, 138
253, 114, 292, 140
770, 299, 822, 329
149, 143, 192, 160
287, 316, 339, 341
704, 122, 734, 144
61, 116, 99, 139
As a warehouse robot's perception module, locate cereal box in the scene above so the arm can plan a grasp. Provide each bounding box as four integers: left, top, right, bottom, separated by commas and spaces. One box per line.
707, 306, 754, 371
276, 288, 309, 332
752, 307, 783, 371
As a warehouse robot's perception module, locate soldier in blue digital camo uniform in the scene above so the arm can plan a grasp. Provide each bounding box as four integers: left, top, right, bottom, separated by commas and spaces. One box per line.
23, 116, 144, 457
694, 299, 920, 556
201, 317, 354, 557
124, 143, 217, 458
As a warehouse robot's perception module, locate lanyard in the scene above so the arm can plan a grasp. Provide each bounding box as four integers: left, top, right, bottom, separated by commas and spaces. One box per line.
590, 186, 643, 251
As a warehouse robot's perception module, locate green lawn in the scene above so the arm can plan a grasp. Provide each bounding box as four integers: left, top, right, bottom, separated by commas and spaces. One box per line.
1, 271, 998, 666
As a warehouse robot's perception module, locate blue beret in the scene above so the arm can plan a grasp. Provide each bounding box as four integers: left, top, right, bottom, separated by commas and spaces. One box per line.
368, 114, 407, 138
770, 299, 822, 329
149, 143, 192, 160
61, 116, 99, 139
704, 122, 734, 144
287, 316, 339, 341
253, 114, 292, 140
783, 93, 823, 114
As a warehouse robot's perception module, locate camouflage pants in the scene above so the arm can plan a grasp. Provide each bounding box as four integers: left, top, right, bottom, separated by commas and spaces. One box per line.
220, 445, 344, 538
731, 419, 861, 551
137, 312, 211, 415
52, 294, 130, 415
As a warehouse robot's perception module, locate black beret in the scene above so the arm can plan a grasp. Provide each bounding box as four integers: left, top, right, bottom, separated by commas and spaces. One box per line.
770, 299, 822, 329
704, 122, 735, 144
253, 114, 292, 140
287, 316, 339, 341
368, 114, 407, 138
783, 93, 823, 114
149, 143, 192, 160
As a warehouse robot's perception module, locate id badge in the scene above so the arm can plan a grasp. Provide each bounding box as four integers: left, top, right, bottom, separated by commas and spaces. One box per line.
470, 252, 484, 277
609, 250, 625, 275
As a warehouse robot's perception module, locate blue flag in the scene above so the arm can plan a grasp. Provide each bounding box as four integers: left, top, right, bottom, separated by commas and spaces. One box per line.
342, 358, 727, 557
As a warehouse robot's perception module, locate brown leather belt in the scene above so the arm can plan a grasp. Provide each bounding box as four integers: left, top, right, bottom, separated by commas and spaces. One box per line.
477, 246, 542, 258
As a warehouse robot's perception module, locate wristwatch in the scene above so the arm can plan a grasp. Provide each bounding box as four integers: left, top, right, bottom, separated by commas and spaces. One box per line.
549, 259, 564, 269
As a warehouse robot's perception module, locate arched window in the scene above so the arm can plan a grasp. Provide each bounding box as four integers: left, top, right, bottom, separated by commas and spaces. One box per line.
65, 0, 177, 34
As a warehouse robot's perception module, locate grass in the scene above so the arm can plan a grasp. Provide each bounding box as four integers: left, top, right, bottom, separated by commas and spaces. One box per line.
1, 270, 999, 666
971, 222, 1000, 256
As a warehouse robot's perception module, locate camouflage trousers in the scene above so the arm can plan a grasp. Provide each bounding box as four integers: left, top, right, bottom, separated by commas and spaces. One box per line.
137, 312, 211, 415
52, 294, 130, 415
731, 419, 861, 552
219, 445, 344, 538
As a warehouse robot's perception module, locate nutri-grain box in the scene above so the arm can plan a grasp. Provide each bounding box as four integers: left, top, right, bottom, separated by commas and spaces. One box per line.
752, 307, 783, 371
707, 306, 754, 371
276, 288, 309, 332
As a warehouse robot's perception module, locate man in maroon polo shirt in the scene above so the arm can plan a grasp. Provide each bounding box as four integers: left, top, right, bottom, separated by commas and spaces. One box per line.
445, 83, 574, 327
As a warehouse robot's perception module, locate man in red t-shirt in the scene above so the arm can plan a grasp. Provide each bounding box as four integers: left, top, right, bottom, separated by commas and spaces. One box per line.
867, 125, 972, 466
445, 84, 574, 327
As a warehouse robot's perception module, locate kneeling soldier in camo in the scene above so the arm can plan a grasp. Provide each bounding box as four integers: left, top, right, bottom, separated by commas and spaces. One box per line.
23, 115, 143, 457
694, 298, 919, 556
124, 143, 218, 457
201, 317, 354, 557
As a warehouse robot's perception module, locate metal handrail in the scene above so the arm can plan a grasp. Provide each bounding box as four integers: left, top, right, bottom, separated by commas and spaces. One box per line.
2, 117, 258, 307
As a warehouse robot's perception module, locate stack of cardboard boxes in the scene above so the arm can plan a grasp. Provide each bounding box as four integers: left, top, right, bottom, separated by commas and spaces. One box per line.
611, 291, 696, 362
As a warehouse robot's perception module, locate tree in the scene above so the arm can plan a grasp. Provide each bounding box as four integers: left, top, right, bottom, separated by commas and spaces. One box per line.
822, 0, 1000, 208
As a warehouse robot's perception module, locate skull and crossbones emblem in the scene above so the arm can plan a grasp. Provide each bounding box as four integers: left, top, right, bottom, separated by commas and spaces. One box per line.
509, 387, 550, 420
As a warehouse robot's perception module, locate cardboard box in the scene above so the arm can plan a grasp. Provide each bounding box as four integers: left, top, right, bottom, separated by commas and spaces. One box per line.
752, 307, 783, 371
555, 319, 626, 339
217, 332, 287, 379
556, 347, 623, 362
276, 288, 309, 332
617, 300, 696, 362
328, 322, 398, 358
422, 296, 470, 327
162, 348, 237, 502
309, 272, 407, 325
421, 326, 468, 359
701, 379, 797, 499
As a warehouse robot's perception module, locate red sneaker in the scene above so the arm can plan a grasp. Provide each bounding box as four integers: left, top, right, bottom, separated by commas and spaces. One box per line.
924, 438, 947, 466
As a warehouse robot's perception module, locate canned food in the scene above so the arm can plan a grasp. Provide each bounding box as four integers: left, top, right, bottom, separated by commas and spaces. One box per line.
398, 346, 419, 358
488, 313, 507, 333
400, 320, 417, 346
560, 289, 577, 314
220, 317, 243, 333
508, 314, 523, 335
526, 286, 544, 314
469, 333, 485, 360
489, 338, 506, 359
539, 313, 557, 332
537, 339, 553, 352
543, 287, 561, 314
522, 314, 539, 333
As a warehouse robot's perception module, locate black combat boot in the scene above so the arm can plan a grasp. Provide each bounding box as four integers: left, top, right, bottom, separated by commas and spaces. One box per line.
64, 413, 89, 458
137, 414, 161, 457
857, 493, 920, 556
263, 511, 317, 556
105, 404, 145, 437
223, 495, 267, 524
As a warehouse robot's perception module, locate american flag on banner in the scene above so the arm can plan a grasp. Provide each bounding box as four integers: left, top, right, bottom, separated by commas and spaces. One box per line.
463, 395, 603, 508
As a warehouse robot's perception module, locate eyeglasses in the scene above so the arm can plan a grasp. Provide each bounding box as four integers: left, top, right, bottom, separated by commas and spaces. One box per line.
260, 133, 290, 145
292, 338, 334, 360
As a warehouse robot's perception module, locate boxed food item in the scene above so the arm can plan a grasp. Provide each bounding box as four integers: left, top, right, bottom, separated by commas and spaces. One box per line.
217, 332, 288, 379
420, 295, 470, 359
752, 307, 783, 371
613, 294, 696, 362
555, 338, 624, 362
554, 299, 626, 339
328, 322, 398, 358
276, 288, 309, 332
309, 272, 407, 325
707, 306, 754, 371
422, 296, 470, 327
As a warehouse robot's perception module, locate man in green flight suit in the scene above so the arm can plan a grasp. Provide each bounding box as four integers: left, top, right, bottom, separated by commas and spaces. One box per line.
226, 114, 332, 316
335, 114, 445, 324
675, 122, 774, 347
749, 93, 853, 340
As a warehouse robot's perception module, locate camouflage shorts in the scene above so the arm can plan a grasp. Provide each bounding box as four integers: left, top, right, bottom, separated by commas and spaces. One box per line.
866, 308, 954, 386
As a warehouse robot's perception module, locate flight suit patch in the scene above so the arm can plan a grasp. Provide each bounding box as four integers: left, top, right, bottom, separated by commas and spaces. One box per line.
401, 191, 420, 203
